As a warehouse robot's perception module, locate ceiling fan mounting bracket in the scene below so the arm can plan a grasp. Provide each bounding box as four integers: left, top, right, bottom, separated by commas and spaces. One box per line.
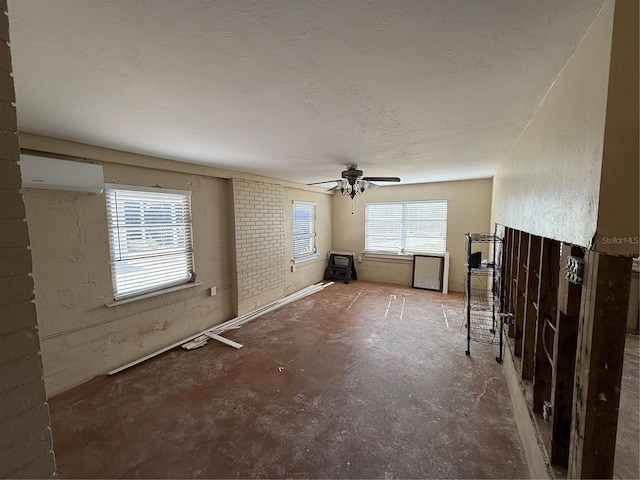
341, 165, 363, 182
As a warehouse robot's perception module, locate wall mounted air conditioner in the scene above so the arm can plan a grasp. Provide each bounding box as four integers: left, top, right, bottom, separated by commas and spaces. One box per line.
20, 154, 104, 193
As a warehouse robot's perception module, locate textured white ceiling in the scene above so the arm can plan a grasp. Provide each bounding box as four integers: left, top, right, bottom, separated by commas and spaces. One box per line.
8, 0, 604, 185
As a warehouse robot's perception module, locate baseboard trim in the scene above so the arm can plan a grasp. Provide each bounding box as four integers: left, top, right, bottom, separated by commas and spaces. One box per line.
502, 338, 554, 479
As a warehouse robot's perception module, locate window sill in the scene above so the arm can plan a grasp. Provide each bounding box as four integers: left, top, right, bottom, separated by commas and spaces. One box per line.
105, 281, 203, 307
294, 254, 318, 265
364, 252, 448, 261
364, 252, 414, 261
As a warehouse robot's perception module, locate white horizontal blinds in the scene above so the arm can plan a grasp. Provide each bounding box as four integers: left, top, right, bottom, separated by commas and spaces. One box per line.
364, 202, 404, 253
106, 186, 194, 300
365, 200, 447, 254
404, 201, 447, 253
293, 201, 316, 259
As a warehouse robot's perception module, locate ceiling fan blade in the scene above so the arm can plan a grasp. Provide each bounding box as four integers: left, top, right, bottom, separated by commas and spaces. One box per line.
362, 176, 401, 182
366, 182, 380, 190
307, 179, 341, 185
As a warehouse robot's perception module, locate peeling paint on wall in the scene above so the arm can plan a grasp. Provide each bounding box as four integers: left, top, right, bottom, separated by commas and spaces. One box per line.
24, 164, 235, 395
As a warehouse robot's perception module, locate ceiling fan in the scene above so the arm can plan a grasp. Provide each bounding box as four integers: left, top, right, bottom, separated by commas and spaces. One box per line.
309, 165, 401, 199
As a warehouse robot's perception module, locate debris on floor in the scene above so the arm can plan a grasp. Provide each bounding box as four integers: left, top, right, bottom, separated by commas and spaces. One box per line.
107, 282, 333, 375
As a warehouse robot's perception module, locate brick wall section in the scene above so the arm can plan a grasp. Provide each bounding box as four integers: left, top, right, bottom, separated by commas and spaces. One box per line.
232, 179, 285, 304
0, 2, 57, 478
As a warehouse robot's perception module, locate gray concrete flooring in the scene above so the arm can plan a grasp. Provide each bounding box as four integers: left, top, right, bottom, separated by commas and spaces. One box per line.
614, 334, 640, 479
48, 281, 529, 478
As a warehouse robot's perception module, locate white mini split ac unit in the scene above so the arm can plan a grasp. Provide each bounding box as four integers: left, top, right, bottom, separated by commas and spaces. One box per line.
20, 154, 105, 194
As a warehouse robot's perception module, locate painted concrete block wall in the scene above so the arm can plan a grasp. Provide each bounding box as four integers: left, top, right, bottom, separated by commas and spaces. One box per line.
594, 0, 639, 255
331, 178, 492, 293
24, 162, 236, 395
0, 0, 57, 475
283, 187, 332, 296
492, 1, 614, 247
232, 179, 286, 315
16, 135, 333, 394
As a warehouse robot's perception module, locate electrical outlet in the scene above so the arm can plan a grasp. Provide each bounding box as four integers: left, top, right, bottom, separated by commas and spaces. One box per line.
210, 286, 216, 296
357, 256, 362, 263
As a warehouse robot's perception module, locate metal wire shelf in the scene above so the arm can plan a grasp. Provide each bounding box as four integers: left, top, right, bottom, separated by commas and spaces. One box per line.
466, 288, 498, 311
464, 231, 504, 359
467, 265, 501, 277
463, 311, 499, 345
467, 233, 503, 243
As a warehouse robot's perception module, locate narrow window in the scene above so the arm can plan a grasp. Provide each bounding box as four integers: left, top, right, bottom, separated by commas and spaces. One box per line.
105, 184, 194, 300
293, 201, 317, 262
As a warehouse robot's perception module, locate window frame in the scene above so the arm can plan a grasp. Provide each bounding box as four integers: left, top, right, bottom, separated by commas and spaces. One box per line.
364, 200, 448, 256
105, 183, 195, 302
292, 200, 317, 264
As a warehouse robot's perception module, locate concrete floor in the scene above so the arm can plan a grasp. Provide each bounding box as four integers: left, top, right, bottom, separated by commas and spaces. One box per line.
48, 281, 528, 479
614, 334, 640, 479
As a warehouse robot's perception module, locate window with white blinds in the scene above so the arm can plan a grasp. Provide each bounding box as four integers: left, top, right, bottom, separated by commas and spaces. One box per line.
365, 200, 447, 255
293, 201, 316, 261
105, 184, 194, 301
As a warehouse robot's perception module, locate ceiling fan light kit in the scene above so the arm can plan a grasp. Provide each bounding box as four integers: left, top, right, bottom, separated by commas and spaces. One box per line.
338, 178, 369, 199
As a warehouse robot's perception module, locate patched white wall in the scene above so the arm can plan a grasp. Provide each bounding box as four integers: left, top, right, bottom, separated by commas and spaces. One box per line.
492, 1, 614, 247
